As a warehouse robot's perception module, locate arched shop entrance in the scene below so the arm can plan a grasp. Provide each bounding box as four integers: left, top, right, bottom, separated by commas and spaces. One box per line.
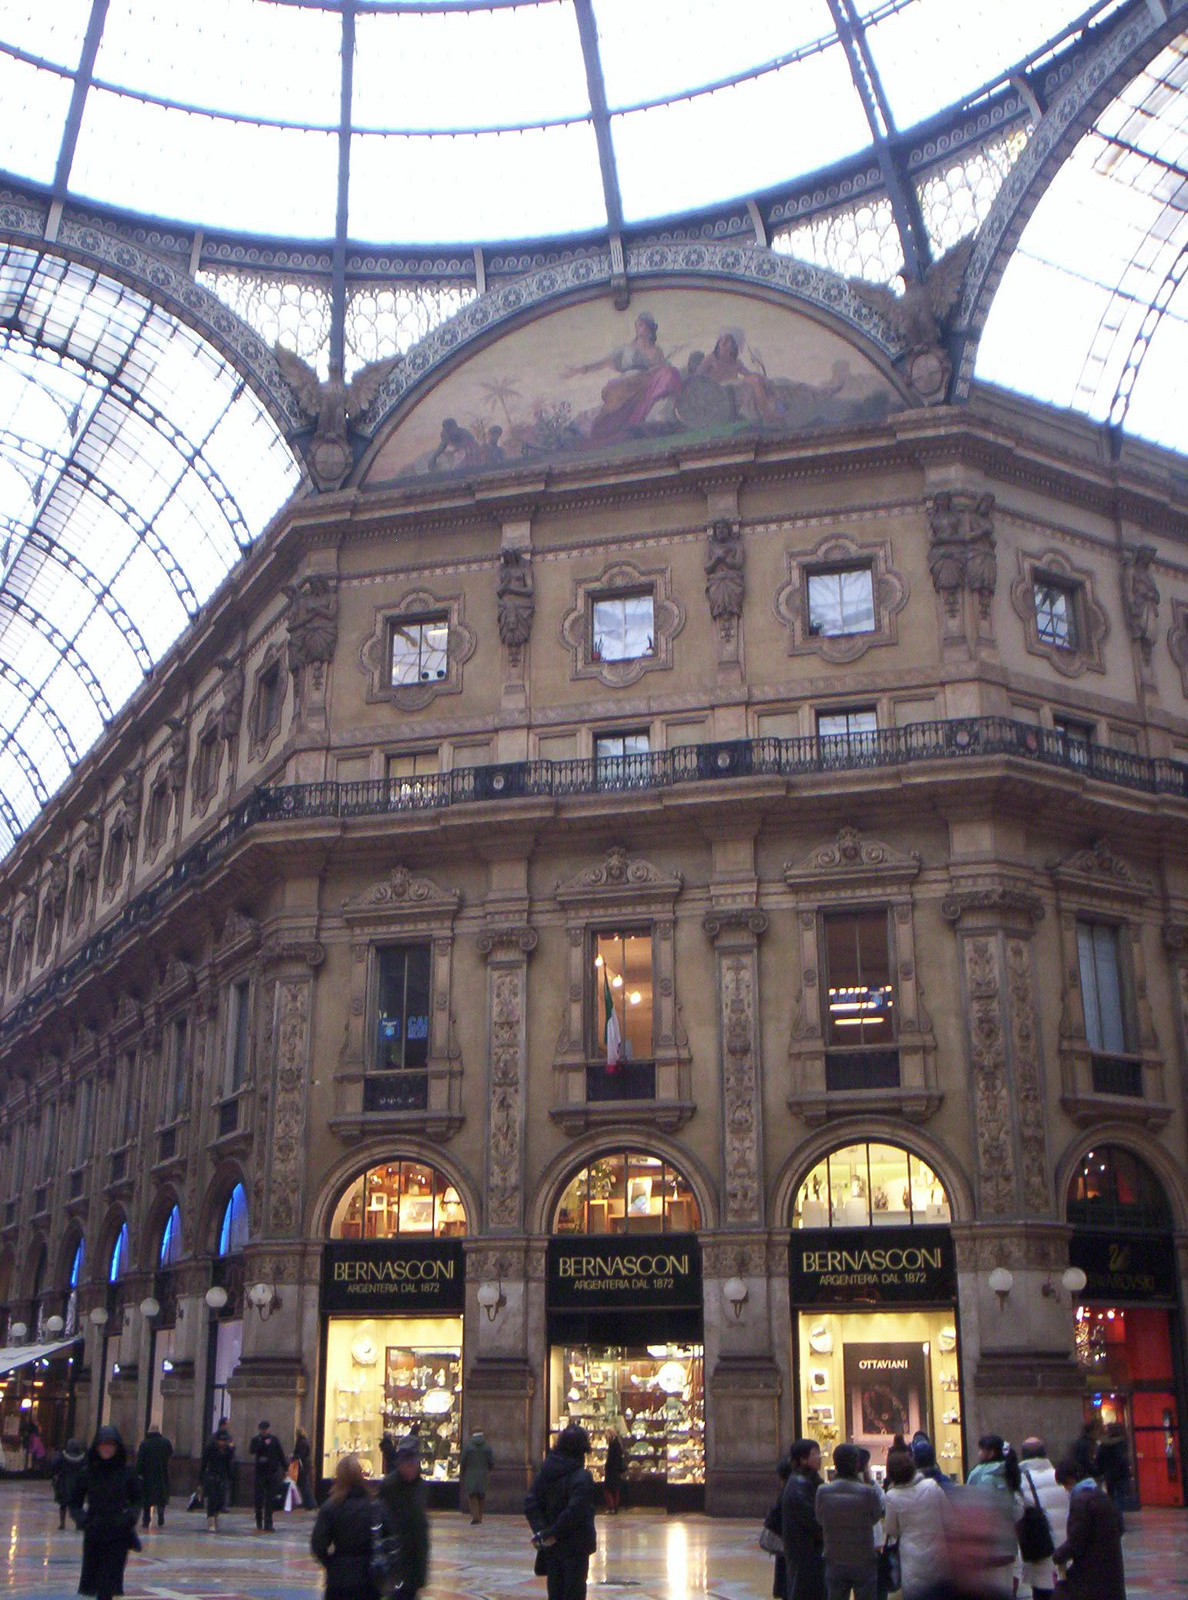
789, 1140, 961, 1484
549, 1149, 704, 1511
205, 1184, 247, 1437
1068, 1145, 1185, 1508
320, 1159, 467, 1502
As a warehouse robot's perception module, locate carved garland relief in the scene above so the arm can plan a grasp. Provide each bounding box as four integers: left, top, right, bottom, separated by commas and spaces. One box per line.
962, 934, 1015, 1216
268, 978, 312, 1236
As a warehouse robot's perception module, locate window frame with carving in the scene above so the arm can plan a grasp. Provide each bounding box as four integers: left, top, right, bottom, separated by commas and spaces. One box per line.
191, 715, 223, 814
359, 589, 476, 711
247, 643, 287, 763
1010, 549, 1109, 678
143, 767, 171, 861
560, 561, 685, 689
552, 849, 689, 1133
775, 533, 907, 665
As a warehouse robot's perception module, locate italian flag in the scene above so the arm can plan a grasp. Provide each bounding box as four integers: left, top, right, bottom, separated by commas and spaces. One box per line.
603, 970, 623, 1072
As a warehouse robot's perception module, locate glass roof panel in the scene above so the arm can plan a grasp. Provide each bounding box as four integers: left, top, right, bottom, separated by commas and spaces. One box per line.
0, 0, 91, 71
92, 0, 342, 125
349, 122, 606, 244
612, 47, 869, 223
0, 244, 300, 862
353, 5, 590, 131
71, 91, 340, 237
0, 53, 74, 185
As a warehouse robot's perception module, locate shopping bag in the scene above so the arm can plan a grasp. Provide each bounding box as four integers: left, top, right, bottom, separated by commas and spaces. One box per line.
284, 1479, 300, 1513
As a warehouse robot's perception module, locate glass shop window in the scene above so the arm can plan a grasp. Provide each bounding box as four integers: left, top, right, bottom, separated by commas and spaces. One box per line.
822, 911, 895, 1048
552, 1150, 701, 1235
217, 1183, 249, 1256
1034, 577, 1077, 649
792, 1142, 951, 1228
390, 617, 449, 686
591, 593, 654, 662
330, 1160, 467, 1239
807, 567, 875, 637
1077, 922, 1130, 1054
374, 945, 432, 1071
593, 931, 653, 1063
1067, 1146, 1171, 1232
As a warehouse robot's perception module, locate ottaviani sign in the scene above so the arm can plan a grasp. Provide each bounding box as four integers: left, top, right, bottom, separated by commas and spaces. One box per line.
547, 1234, 702, 1311
320, 1239, 465, 1315
790, 1227, 957, 1306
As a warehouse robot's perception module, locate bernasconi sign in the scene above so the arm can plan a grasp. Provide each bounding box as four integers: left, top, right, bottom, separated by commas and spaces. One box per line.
320, 1239, 465, 1315
547, 1234, 702, 1311
790, 1226, 956, 1306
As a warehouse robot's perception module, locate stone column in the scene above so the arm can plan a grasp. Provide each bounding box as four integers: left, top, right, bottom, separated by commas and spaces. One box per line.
942, 884, 1082, 1451
159, 1262, 207, 1482
478, 923, 536, 1233
702, 897, 782, 1513
463, 1238, 537, 1512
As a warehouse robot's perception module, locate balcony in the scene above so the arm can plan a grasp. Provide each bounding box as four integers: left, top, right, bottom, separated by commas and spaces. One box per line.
7, 716, 1188, 1044
824, 1049, 901, 1093
1061, 1043, 1169, 1128
362, 1071, 429, 1114
1090, 1054, 1144, 1098
586, 1060, 657, 1102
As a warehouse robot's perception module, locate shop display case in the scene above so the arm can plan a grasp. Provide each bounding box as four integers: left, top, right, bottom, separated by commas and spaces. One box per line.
322, 1316, 463, 1482
553, 1343, 704, 1486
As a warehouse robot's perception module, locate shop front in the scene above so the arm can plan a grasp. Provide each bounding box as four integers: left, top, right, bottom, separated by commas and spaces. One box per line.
790, 1141, 963, 1483
1068, 1145, 1186, 1508
548, 1151, 705, 1511
319, 1160, 467, 1505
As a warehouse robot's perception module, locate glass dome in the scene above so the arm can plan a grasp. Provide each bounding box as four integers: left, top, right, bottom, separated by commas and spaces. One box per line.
0, 1, 1128, 247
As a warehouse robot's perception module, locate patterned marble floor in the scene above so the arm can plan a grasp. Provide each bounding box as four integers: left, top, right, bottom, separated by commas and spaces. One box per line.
0, 1480, 1179, 1599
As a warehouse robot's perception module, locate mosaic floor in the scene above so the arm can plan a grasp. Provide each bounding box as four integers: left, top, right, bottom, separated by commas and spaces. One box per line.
0, 1480, 1180, 1599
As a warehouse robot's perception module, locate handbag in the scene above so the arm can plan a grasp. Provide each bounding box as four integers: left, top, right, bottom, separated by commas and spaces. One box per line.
369, 1503, 403, 1598
877, 1541, 900, 1594
759, 1525, 783, 1556
1017, 1469, 1055, 1562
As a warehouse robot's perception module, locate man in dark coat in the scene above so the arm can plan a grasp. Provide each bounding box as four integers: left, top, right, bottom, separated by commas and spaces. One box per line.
200, 1425, 234, 1532
525, 1424, 598, 1600
135, 1426, 173, 1528
249, 1418, 287, 1532
71, 1425, 142, 1600
781, 1437, 826, 1600
1053, 1459, 1127, 1600
378, 1436, 430, 1600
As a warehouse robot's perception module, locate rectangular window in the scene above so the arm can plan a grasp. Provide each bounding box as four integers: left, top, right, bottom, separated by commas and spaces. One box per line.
121, 1053, 137, 1145
1077, 921, 1129, 1054
822, 911, 895, 1048
227, 980, 251, 1094
390, 618, 449, 686
807, 568, 875, 637
594, 731, 650, 761
1054, 715, 1094, 769
816, 707, 878, 741
386, 750, 440, 781
145, 783, 169, 848
40, 1104, 55, 1181
196, 731, 219, 800
593, 932, 654, 1062
591, 594, 654, 662
257, 663, 282, 737
1034, 578, 1076, 648
75, 1079, 92, 1169
168, 1016, 188, 1122
374, 945, 432, 1071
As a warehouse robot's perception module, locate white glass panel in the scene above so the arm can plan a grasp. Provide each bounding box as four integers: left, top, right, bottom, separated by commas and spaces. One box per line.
1093, 926, 1126, 1054
0, 53, 73, 185
92, 0, 341, 125
0, 1, 93, 70
592, 0, 836, 108
39, 659, 103, 751
71, 91, 339, 236
612, 50, 868, 223
353, 6, 589, 131
348, 122, 606, 244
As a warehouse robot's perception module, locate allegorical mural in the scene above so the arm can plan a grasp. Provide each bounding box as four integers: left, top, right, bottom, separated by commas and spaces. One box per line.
364, 287, 905, 485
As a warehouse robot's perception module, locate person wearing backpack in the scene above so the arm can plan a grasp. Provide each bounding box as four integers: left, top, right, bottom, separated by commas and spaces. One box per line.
311, 1454, 394, 1600
1016, 1438, 1068, 1600
525, 1424, 598, 1600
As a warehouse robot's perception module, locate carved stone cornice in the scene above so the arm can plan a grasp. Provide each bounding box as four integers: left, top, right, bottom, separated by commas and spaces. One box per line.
1048, 837, 1152, 904
940, 886, 1044, 929
554, 846, 682, 907
1163, 923, 1188, 955
342, 864, 461, 922
259, 935, 326, 971
702, 907, 768, 941
784, 826, 919, 897
477, 924, 538, 960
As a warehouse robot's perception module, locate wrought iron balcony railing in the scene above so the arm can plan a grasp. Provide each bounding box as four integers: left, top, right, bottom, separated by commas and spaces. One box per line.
4, 716, 1186, 1042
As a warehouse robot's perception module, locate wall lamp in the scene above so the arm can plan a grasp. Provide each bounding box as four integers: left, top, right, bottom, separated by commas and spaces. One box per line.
139, 1297, 160, 1320
248, 1282, 280, 1321
8, 1322, 27, 1343
722, 1277, 749, 1320
204, 1286, 228, 1312
476, 1281, 505, 1322
1043, 1266, 1088, 1304
88, 1307, 109, 1328
44, 1315, 64, 1336
987, 1267, 1014, 1310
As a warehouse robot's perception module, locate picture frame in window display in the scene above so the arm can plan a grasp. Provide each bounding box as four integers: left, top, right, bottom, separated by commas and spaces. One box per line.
843, 1341, 929, 1447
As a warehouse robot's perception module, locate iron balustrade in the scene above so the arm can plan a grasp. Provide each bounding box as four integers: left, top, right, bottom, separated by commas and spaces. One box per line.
362, 1071, 430, 1114
6, 717, 1188, 1043
585, 1059, 657, 1102
1090, 1054, 1145, 1098
217, 1099, 239, 1138
825, 1049, 902, 1092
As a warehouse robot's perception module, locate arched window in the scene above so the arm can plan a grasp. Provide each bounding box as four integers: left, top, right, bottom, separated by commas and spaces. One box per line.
553, 1150, 700, 1235
217, 1185, 248, 1256
65, 1240, 84, 1336
108, 1224, 129, 1282
330, 1161, 466, 1239
1067, 1146, 1171, 1233
792, 1141, 950, 1229
159, 1206, 182, 1268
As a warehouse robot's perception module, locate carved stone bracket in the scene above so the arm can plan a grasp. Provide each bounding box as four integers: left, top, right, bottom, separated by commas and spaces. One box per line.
705, 519, 744, 670
1119, 543, 1159, 669
926, 489, 996, 648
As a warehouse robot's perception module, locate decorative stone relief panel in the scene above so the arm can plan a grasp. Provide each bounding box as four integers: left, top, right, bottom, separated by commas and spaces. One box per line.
784, 827, 937, 1122
1009, 547, 1108, 678
702, 908, 767, 1228
478, 925, 537, 1232
358, 587, 476, 711
704, 520, 744, 668
267, 978, 313, 1236
774, 531, 907, 664
1119, 544, 1159, 668
926, 489, 997, 648
1004, 936, 1048, 1215
961, 933, 1015, 1216
1166, 599, 1188, 698
559, 560, 685, 689
551, 847, 689, 1132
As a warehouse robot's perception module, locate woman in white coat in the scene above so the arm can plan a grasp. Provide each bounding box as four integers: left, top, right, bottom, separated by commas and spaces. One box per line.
882, 1440, 948, 1600
1017, 1438, 1070, 1600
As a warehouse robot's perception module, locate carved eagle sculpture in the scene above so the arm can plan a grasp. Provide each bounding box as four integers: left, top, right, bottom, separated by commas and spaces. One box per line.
273, 344, 400, 491
848, 235, 974, 405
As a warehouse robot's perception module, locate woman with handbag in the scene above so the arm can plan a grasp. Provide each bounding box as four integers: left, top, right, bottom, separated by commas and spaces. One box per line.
881, 1437, 947, 1600
761, 1456, 791, 1598
311, 1454, 394, 1600
1016, 1439, 1068, 1600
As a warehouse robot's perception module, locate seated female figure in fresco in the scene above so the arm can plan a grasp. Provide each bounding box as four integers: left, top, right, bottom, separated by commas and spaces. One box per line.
564, 312, 683, 444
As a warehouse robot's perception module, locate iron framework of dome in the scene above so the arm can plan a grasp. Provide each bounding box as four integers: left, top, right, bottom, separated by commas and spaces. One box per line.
0, 0, 1186, 860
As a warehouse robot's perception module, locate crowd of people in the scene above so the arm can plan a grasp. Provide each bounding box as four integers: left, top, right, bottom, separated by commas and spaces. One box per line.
771, 1426, 1128, 1600
39, 1411, 1134, 1600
